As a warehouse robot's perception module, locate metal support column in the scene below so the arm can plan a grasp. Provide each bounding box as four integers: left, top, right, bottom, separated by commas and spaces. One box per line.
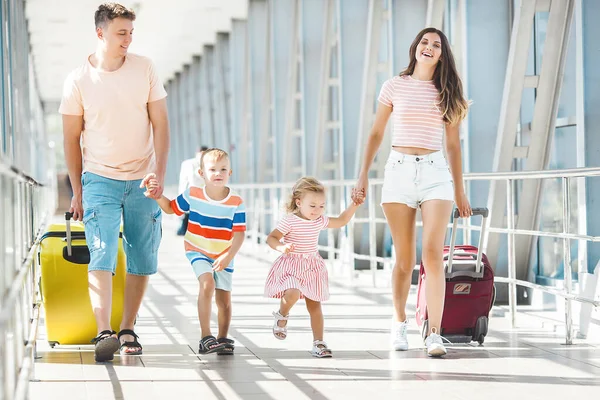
177, 71, 188, 166
165, 80, 174, 184
190, 56, 202, 151
203, 45, 217, 147
426, 0, 445, 29
354, 0, 394, 179
283, 0, 307, 181
451, 0, 472, 244
230, 19, 250, 182
216, 33, 233, 155
185, 64, 196, 152
172, 73, 182, 177
258, 2, 276, 182
207, 44, 227, 151
181, 65, 192, 158
574, 0, 587, 274
239, 19, 253, 182
314, 0, 344, 181
269, 0, 296, 184
486, 0, 575, 288
240, 0, 269, 183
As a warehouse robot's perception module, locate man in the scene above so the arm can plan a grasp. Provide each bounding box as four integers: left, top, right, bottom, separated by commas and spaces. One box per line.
60, 2, 169, 362
176, 146, 208, 235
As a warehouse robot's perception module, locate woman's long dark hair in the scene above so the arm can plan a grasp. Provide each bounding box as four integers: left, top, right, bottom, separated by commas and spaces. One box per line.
400, 27, 469, 126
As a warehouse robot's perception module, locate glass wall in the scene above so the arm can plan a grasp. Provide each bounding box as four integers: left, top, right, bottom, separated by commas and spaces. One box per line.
0, 0, 48, 181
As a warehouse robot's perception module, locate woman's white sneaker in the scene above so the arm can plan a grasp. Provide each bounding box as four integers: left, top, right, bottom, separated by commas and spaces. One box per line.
424, 328, 447, 357
391, 320, 409, 351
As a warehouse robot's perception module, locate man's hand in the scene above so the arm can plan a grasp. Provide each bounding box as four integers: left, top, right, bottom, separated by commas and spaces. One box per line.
212, 253, 232, 272
69, 192, 84, 221
140, 173, 164, 199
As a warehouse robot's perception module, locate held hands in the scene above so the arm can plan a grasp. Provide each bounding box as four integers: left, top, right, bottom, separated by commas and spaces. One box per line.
139, 173, 164, 199
212, 253, 232, 272
352, 175, 368, 205
351, 187, 366, 206
279, 243, 295, 254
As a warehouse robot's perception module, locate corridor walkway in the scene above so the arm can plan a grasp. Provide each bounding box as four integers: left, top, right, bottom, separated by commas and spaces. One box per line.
30, 216, 600, 400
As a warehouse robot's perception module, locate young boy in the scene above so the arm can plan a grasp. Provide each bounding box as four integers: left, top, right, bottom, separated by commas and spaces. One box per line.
142, 148, 246, 354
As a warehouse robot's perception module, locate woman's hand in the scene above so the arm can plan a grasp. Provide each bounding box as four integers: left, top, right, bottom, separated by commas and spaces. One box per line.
454, 191, 472, 218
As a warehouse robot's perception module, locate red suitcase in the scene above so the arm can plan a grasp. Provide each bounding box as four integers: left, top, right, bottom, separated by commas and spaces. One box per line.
415, 208, 495, 344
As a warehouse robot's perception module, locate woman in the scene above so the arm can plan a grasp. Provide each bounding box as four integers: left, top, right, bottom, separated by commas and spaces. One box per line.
353, 27, 472, 357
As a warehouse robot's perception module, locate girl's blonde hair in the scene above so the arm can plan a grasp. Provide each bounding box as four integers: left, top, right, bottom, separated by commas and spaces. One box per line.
286, 177, 325, 214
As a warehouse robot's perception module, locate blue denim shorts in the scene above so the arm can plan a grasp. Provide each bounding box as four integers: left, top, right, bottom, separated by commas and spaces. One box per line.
81, 172, 162, 275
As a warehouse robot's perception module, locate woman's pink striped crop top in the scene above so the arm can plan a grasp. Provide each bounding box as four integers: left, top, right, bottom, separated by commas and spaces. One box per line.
378, 75, 445, 151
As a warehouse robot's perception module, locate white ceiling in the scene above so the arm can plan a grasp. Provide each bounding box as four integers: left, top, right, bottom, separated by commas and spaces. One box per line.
25, 0, 248, 104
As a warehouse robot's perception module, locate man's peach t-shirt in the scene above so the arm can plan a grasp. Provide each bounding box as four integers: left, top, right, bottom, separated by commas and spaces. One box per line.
59, 53, 167, 180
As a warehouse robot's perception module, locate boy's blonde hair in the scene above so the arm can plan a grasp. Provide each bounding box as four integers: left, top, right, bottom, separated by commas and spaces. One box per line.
286, 177, 325, 213
200, 148, 229, 170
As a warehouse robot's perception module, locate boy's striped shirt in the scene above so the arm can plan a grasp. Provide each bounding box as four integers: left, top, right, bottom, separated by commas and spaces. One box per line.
170, 186, 246, 271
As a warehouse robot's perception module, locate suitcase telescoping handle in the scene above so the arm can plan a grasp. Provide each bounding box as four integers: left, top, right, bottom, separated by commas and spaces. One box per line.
65, 211, 74, 256
447, 207, 489, 274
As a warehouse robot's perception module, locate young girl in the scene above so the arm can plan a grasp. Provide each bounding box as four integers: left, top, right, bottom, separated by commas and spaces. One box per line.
353, 27, 472, 357
264, 177, 364, 358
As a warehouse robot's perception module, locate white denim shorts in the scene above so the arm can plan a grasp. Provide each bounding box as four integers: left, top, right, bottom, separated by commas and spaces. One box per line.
380, 150, 454, 209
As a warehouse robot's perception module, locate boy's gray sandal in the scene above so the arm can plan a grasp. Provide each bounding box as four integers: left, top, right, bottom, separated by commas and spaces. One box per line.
199, 335, 227, 354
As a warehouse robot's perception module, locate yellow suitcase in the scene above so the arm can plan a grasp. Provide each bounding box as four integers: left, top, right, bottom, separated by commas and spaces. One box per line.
38, 212, 126, 346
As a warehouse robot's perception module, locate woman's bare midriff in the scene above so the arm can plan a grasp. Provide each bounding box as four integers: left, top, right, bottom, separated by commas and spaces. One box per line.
392, 146, 437, 156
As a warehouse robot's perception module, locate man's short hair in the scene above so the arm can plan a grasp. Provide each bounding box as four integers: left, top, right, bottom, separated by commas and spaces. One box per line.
200, 148, 229, 170
95, 2, 136, 29
195, 145, 209, 155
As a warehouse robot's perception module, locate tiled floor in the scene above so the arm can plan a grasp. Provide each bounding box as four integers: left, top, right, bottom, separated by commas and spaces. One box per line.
30, 217, 600, 399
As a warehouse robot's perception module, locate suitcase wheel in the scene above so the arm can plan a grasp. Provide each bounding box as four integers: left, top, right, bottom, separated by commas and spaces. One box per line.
421, 320, 429, 340
474, 316, 488, 345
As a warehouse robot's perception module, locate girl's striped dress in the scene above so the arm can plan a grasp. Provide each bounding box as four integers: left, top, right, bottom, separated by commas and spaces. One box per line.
264, 214, 330, 301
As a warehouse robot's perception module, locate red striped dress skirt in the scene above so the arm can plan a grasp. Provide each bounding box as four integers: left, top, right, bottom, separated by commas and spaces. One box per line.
263, 214, 330, 301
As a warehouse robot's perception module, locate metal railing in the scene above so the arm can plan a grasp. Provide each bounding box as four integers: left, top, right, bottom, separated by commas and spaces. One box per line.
232, 167, 600, 346
0, 163, 53, 400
